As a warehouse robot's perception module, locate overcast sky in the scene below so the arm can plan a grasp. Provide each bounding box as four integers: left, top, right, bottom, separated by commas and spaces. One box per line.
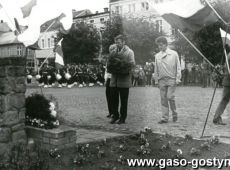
0, 0, 109, 22
74, 0, 109, 13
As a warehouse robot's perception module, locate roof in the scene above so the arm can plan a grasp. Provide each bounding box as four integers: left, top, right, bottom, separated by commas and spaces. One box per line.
40, 10, 92, 32
0, 22, 12, 33
72, 9, 92, 18
35, 48, 55, 59
40, 18, 62, 32
74, 11, 110, 19
110, 0, 122, 3
0, 32, 21, 45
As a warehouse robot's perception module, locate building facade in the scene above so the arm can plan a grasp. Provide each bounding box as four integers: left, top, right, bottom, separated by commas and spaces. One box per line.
0, 22, 35, 70
73, 8, 110, 30
109, 0, 175, 40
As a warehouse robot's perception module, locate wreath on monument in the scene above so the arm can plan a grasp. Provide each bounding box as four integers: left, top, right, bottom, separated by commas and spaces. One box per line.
25, 93, 59, 129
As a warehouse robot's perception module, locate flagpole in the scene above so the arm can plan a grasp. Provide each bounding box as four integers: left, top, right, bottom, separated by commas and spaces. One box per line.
37, 16, 65, 72
178, 30, 220, 74
1, 6, 20, 35
204, 0, 230, 73
38, 52, 54, 71
204, 0, 228, 25
222, 33, 230, 75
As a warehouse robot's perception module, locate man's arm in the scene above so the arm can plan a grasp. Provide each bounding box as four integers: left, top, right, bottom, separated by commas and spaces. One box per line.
175, 52, 182, 83
129, 50, 135, 65
154, 56, 159, 84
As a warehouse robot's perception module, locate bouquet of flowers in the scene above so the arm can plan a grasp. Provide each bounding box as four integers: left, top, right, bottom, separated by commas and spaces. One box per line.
107, 47, 133, 75
25, 93, 59, 129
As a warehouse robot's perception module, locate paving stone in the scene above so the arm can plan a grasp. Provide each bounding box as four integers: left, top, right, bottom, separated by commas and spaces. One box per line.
27, 87, 230, 144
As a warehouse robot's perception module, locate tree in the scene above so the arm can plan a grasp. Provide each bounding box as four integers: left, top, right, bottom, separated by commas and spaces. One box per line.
194, 0, 230, 65
61, 22, 101, 64
102, 16, 124, 54
102, 16, 164, 64
173, 0, 230, 65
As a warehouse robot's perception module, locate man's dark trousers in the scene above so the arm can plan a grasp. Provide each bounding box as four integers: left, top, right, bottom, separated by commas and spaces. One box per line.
106, 78, 113, 115
110, 87, 129, 121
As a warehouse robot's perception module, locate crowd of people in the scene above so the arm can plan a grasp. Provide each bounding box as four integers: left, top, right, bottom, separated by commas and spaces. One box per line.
130, 62, 223, 88
26, 34, 230, 126
26, 63, 105, 88
26, 61, 223, 89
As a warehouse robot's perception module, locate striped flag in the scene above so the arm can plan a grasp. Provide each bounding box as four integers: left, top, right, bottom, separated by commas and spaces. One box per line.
220, 28, 230, 47
152, 0, 219, 32
54, 39, 64, 69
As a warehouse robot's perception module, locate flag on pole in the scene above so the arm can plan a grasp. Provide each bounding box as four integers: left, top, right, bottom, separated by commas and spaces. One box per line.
0, 0, 24, 32
21, 0, 37, 18
55, 39, 64, 69
152, 0, 219, 32
220, 28, 230, 47
17, 0, 72, 47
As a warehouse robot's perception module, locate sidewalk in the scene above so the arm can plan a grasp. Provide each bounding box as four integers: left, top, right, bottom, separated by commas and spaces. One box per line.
76, 128, 129, 144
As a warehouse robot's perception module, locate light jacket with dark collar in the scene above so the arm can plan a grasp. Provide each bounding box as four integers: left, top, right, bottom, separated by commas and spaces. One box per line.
109, 44, 135, 88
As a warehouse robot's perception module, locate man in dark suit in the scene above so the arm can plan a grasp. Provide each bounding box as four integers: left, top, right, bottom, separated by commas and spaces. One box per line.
108, 35, 135, 124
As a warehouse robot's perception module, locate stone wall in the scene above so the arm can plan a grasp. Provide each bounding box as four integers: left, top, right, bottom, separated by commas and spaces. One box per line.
0, 57, 27, 156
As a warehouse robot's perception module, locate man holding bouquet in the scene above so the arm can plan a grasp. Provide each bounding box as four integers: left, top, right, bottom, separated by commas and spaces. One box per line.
107, 35, 135, 124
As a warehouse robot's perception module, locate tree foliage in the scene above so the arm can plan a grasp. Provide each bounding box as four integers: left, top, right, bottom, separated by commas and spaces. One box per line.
61, 22, 101, 64
102, 16, 163, 64
173, 0, 230, 65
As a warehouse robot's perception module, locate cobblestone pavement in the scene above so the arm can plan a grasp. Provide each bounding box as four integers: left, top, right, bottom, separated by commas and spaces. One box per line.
26, 86, 230, 143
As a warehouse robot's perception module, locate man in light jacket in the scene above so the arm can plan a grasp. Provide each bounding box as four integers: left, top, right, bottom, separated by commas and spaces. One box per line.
109, 35, 135, 124
154, 36, 181, 124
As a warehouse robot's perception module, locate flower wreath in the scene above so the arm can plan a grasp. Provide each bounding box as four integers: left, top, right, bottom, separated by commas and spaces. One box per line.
25, 93, 59, 129
107, 49, 133, 75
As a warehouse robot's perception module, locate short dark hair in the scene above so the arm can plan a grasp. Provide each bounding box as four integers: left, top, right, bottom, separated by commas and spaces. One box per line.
155, 36, 168, 45
114, 34, 126, 42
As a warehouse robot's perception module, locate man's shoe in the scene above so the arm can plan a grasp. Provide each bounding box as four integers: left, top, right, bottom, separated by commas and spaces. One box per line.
173, 117, 178, 122
158, 120, 168, 124
106, 114, 112, 118
213, 119, 226, 125
117, 120, 125, 124
110, 118, 119, 124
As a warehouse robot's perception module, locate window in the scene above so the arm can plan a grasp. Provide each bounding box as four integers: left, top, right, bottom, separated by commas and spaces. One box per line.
90, 20, 94, 23
48, 38, 51, 48
141, 2, 149, 10
17, 46, 22, 56
115, 6, 122, 14
128, 4, 136, 12
156, 20, 163, 33
100, 18, 105, 23
128, 4, 131, 12
51, 38, 55, 47
42, 39, 45, 48
171, 27, 178, 35
8, 47, 11, 56
132, 4, 136, 12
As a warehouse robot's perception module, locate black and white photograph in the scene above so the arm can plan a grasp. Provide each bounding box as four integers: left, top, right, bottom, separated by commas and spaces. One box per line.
1, 0, 230, 169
